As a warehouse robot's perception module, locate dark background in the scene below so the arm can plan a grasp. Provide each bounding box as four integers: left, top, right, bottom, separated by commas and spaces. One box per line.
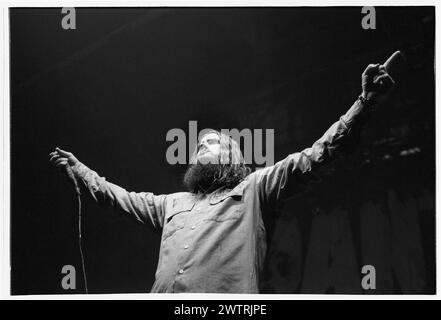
10, 7, 435, 294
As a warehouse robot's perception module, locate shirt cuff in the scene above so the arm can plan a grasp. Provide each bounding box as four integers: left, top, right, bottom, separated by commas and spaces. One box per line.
341, 98, 371, 127
70, 161, 90, 179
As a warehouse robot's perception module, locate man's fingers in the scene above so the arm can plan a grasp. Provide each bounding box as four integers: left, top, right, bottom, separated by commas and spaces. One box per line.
374, 73, 395, 91
363, 63, 381, 77
49, 154, 59, 162
54, 158, 67, 165
54, 157, 68, 165
55, 147, 72, 157
372, 69, 387, 83
56, 160, 68, 167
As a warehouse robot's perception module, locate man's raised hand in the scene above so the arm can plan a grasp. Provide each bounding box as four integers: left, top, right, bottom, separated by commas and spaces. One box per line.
361, 63, 396, 105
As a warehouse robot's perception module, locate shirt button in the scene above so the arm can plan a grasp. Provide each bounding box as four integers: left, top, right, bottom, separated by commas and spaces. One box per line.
178, 269, 184, 274
184, 244, 189, 249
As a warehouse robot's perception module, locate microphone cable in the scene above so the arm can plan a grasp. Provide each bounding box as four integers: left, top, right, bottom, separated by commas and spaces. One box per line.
76, 192, 88, 294
65, 164, 88, 294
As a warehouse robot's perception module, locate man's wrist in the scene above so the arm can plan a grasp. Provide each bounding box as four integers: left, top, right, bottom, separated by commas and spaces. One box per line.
358, 93, 377, 108
70, 161, 87, 178
341, 94, 374, 127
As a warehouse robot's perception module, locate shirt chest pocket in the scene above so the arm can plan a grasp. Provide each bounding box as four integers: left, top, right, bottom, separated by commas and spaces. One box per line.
205, 187, 245, 222
163, 202, 194, 240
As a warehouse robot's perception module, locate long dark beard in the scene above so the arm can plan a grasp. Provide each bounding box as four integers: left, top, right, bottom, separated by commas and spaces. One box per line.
183, 163, 251, 193
183, 164, 221, 194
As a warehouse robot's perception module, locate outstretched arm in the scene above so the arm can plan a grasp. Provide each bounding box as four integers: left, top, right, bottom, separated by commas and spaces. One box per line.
49, 148, 165, 229
256, 63, 395, 207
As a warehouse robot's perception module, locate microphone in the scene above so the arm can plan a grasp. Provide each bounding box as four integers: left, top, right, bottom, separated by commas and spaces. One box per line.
65, 165, 81, 195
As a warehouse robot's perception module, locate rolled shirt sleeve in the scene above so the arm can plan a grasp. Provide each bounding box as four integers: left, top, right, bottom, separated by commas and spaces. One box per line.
256, 98, 371, 207
71, 161, 165, 229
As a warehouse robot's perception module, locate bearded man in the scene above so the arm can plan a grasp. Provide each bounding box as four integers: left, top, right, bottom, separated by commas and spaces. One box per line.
49, 63, 395, 293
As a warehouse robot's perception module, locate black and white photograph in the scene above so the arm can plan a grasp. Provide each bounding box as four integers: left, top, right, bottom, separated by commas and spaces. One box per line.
3, 4, 436, 298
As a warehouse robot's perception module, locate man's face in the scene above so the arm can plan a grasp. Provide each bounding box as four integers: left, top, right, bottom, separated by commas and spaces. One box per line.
197, 132, 221, 164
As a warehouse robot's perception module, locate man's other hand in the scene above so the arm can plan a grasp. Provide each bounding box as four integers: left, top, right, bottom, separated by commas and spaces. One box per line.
49, 147, 79, 176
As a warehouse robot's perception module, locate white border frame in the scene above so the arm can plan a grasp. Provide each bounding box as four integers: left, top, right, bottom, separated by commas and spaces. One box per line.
0, 0, 438, 300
